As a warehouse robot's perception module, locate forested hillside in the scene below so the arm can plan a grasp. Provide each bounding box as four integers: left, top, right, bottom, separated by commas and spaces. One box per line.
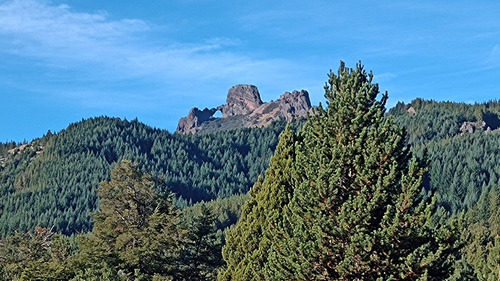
0, 161, 247, 280
0, 117, 286, 236
388, 98, 500, 279
2, 99, 500, 236
389, 100, 500, 213
389, 98, 500, 145
1, 87, 500, 279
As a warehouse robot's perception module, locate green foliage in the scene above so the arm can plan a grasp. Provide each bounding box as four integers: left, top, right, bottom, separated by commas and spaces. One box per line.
219, 125, 297, 280
0, 227, 76, 280
182, 194, 248, 232
0, 118, 285, 237
221, 62, 460, 280
69, 160, 230, 281
74, 160, 183, 280
388, 98, 500, 216
0, 175, 248, 280
388, 99, 500, 281
412, 132, 500, 213
462, 186, 500, 280
389, 99, 500, 145
180, 203, 224, 280
2, 63, 500, 279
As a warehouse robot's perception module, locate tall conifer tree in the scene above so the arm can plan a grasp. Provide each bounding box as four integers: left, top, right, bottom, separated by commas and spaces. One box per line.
280, 61, 459, 280
76, 160, 183, 280
219, 126, 297, 280
221, 62, 459, 280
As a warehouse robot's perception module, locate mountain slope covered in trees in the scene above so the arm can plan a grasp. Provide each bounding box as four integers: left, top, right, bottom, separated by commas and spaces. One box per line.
0, 117, 287, 236
2, 99, 500, 236
1, 70, 500, 279
389, 100, 500, 213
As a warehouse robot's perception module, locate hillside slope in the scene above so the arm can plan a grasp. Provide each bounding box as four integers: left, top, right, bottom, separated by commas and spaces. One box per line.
0, 117, 287, 236
389, 99, 500, 212
2, 98, 500, 237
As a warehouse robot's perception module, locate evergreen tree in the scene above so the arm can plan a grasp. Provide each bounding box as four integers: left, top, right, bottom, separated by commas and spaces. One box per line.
219, 125, 297, 280
75, 160, 183, 280
285, 62, 460, 280
180, 203, 224, 280
221, 62, 460, 280
462, 186, 500, 280
0, 227, 75, 281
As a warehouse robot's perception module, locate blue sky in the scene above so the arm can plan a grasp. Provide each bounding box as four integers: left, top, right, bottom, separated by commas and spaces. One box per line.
1, 0, 500, 142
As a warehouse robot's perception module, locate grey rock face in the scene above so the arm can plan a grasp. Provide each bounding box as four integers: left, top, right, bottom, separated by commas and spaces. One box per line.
407, 106, 417, 116
176, 107, 218, 134
176, 85, 312, 134
460, 121, 486, 134
278, 90, 312, 120
222, 85, 263, 118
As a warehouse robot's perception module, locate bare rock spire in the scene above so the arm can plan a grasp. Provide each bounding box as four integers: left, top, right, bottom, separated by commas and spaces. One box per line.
176, 85, 312, 134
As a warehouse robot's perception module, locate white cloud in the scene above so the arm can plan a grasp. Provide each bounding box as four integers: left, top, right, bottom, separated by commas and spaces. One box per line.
0, 0, 299, 98
374, 72, 397, 83
488, 44, 500, 64
0, 0, 147, 61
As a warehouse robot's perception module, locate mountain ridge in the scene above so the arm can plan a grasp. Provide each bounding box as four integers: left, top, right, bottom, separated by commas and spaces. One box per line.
176, 84, 312, 134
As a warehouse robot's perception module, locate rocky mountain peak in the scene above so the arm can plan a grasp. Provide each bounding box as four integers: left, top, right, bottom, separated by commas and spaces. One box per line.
222, 85, 263, 118
176, 107, 218, 134
176, 85, 312, 134
278, 90, 312, 119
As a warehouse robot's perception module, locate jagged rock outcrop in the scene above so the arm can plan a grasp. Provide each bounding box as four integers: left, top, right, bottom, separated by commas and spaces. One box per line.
279, 90, 312, 118
248, 90, 311, 123
407, 106, 416, 116
460, 121, 486, 134
222, 85, 263, 118
176, 85, 312, 134
176, 107, 218, 134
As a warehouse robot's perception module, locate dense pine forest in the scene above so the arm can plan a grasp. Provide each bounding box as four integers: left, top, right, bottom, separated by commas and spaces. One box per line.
1, 62, 500, 279
0, 118, 287, 236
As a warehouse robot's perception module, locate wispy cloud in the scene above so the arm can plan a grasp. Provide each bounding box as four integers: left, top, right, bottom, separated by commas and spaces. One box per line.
487, 44, 500, 65
374, 72, 397, 83
0, 0, 147, 61
0, 0, 299, 106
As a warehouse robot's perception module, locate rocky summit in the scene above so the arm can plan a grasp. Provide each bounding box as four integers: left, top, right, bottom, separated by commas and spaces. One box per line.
222, 85, 263, 118
176, 84, 312, 134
